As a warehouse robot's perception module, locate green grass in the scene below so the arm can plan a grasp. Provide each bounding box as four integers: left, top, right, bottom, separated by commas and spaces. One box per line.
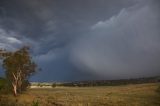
0, 83, 160, 106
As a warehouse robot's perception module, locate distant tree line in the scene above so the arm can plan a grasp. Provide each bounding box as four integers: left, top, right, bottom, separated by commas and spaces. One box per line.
59, 77, 160, 87
29, 76, 160, 88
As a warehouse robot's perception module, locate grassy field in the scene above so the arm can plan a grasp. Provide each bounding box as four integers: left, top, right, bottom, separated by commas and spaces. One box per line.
0, 83, 160, 106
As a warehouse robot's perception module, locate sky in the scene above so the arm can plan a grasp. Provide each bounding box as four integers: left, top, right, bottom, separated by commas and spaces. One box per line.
0, 0, 160, 82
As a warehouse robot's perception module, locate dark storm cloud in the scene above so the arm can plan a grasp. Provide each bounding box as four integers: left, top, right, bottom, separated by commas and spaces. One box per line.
0, 0, 160, 81
71, 0, 160, 79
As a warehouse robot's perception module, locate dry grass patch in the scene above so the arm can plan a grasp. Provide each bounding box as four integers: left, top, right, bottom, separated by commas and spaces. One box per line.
0, 83, 160, 106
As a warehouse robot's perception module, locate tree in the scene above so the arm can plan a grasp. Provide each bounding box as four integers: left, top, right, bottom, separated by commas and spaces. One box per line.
0, 46, 37, 96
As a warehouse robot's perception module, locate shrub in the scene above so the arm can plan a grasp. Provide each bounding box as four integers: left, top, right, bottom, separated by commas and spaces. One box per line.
0, 78, 5, 90
52, 83, 56, 88
32, 100, 39, 106
0, 77, 13, 94
21, 80, 30, 91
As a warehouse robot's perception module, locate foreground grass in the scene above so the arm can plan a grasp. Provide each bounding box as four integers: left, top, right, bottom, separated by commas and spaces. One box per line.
0, 83, 160, 106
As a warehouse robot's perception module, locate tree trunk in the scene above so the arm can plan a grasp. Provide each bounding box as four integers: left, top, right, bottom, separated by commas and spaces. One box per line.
13, 84, 17, 96
12, 72, 18, 96
18, 80, 22, 93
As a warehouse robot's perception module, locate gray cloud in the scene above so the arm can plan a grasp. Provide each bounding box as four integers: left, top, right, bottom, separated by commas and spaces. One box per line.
0, 0, 160, 81
71, 1, 160, 79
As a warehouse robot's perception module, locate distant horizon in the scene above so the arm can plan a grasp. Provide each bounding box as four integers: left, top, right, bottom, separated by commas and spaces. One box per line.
30, 75, 160, 82
0, 71, 159, 83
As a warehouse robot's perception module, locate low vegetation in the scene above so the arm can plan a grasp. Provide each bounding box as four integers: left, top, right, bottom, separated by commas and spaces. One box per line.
0, 77, 11, 94
0, 83, 160, 106
0, 77, 6, 90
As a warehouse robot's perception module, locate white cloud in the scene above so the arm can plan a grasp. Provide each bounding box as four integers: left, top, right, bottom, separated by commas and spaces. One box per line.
0, 28, 38, 51
6, 37, 22, 44
0, 28, 22, 50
